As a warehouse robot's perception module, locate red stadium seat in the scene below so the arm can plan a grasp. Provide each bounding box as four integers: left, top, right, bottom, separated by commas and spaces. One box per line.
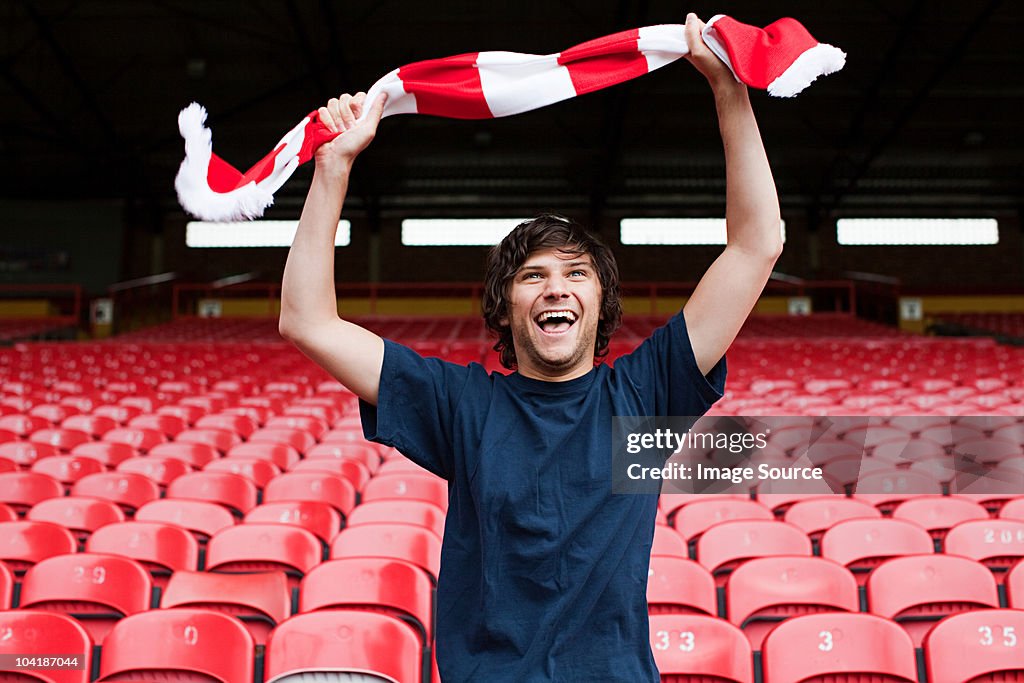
29, 403, 80, 424
206, 523, 322, 588
646, 555, 716, 616
27, 496, 125, 540
0, 471, 64, 513
92, 403, 143, 425
86, 521, 199, 587
157, 403, 206, 426
0, 414, 50, 437
867, 554, 999, 646
289, 456, 371, 490
1003, 560, 1024, 608
852, 469, 944, 512
116, 456, 192, 487
98, 608, 254, 683
820, 518, 934, 585
69, 441, 136, 467
0, 520, 77, 573
346, 499, 446, 539
659, 493, 749, 521
891, 495, 990, 541
264, 414, 328, 440
148, 441, 219, 467
652, 525, 688, 559
672, 498, 773, 544
924, 609, 1024, 683
331, 522, 442, 582
135, 499, 235, 542
28, 427, 91, 452
362, 473, 449, 511
0, 440, 60, 467
300, 557, 434, 644
194, 413, 258, 439
264, 611, 422, 683
726, 556, 859, 650
783, 497, 882, 542
161, 570, 291, 645
19, 553, 153, 644
0, 611, 92, 683
944, 519, 1024, 580
175, 427, 240, 454
71, 472, 160, 513
762, 613, 917, 683
227, 442, 299, 469
263, 471, 356, 518
166, 471, 258, 517
306, 442, 381, 472
31, 455, 104, 488
244, 501, 341, 546
102, 426, 166, 453
204, 457, 280, 488
248, 427, 316, 455
696, 520, 812, 585
648, 614, 753, 683
128, 413, 187, 437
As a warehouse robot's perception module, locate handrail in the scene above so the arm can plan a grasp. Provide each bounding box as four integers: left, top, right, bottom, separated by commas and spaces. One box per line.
108, 271, 178, 293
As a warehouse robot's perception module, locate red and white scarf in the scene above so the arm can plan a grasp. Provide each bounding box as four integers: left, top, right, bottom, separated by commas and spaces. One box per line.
176, 15, 844, 221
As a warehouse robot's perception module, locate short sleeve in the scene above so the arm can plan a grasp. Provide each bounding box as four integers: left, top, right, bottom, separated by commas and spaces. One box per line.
359, 340, 474, 480
612, 311, 726, 417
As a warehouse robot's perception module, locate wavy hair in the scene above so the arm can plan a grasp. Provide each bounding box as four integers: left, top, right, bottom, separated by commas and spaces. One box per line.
482, 214, 622, 370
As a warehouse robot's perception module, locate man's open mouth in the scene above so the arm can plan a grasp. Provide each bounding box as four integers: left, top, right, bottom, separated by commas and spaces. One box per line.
535, 310, 578, 334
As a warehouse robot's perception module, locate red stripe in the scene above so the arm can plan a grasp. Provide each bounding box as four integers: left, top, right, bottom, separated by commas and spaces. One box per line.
558, 28, 647, 96
398, 53, 493, 119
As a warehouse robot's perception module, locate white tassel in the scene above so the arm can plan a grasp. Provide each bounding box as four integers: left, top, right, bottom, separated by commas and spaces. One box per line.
767, 43, 846, 98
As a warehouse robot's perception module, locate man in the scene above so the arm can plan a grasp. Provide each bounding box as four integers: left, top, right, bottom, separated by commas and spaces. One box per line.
279, 13, 781, 682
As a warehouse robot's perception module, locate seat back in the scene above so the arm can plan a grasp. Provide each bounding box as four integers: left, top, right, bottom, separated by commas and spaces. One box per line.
0, 610, 92, 683
924, 609, 1024, 683
649, 614, 753, 683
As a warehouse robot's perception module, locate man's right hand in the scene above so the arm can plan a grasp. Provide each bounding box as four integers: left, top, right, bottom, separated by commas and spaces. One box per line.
315, 92, 388, 172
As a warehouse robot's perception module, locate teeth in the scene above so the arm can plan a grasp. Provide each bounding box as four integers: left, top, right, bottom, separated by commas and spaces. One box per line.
536, 310, 578, 322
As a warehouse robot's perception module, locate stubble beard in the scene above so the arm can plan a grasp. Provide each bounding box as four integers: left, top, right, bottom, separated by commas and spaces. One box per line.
513, 316, 599, 375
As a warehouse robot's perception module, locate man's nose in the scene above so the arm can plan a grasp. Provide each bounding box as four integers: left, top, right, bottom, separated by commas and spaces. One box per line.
543, 274, 570, 298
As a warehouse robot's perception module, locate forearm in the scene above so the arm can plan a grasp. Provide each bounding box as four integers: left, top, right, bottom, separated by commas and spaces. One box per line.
279, 163, 351, 336
714, 83, 783, 259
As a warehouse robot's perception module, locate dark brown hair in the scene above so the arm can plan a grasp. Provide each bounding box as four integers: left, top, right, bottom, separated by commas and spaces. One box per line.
482, 214, 622, 369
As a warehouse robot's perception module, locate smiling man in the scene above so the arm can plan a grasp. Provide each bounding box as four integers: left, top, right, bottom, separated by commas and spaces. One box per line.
279, 14, 781, 682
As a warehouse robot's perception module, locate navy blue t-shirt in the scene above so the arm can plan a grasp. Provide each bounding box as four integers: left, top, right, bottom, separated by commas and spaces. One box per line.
360, 311, 725, 682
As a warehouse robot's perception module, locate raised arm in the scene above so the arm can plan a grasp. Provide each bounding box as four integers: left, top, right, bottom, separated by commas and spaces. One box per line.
279, 92, 388, 404
681, 14, 783, 376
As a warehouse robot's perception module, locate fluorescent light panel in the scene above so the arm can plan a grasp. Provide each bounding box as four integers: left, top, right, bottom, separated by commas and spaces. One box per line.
186, 220, 350, 247
620, 218, 786, 245
836, 218, 998, 245
401, 219, 528, 246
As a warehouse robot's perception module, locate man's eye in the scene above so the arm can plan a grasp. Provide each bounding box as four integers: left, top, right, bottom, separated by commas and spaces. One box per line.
570, 270, 587, 277
523, 273, 542, 280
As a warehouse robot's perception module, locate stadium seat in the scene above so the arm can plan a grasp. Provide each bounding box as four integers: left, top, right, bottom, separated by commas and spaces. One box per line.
249, 427, 316, 455
86, 521, 199, 587
0, 471, 65, 514
346, 499, 446, 540
205, 524, 322, 588
19, 553, 153, 644
161, 570, 290, 645
265, 415, 328, 440
290, 456, 371, 490
924, 609, 1024, 683
244, 501, 342, 546
331, 522, 442, 583
0, 414, 50, 437
0, 502, 15, 522
0, 441, 60, 467
696, 520, 812, 585
867, 554, 999, 646
92, 403, 143, 425
306, 442, 381, 472
116, 456, 192, 487
672, 498, 773, 545
102, 426, 166, 453
852, 469, 944, 512
69, 441, 136, 467
263, 471, 356, 518
726, 556, 859, 650
761, 613, 917, 683
300, 557, 434, 646
891, 495, 990, 542
98, 608, 254, 683
0, 520, 77, 573
1002, 560, 1024, 608
944, 519, 1024, 580
0, 610, 92, 683
30, 454, 105, 489
175, 427, 241, 454
71, 472, 161, 513
27, 496, 125, 541
648, 614, 753, 683
195, 413, 258, 438
646, 555, 716, 617
28, 427, 91, 452
652, 525, 689, 559
135, 499, 235, 542
148, 441, 219, 467
204, 457, 280, 488
264, 611, 424, 683
227, 442, 299, 469
783, 497, 882, 542
820, 518, 934, 584
362, 473, 449, 511
166, 471, 258, 517
128, 413, 187, 437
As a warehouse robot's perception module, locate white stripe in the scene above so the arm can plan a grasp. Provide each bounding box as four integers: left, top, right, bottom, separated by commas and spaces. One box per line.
637, 24, 688, 72
476, 51, 576, 118
359, 68, 418, 122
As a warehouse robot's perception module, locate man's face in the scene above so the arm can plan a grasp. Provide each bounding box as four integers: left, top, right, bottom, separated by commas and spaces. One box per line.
504, 247, 603, 381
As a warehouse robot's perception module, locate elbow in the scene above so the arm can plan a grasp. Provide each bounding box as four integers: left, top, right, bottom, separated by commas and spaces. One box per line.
278, 314, 305, 344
